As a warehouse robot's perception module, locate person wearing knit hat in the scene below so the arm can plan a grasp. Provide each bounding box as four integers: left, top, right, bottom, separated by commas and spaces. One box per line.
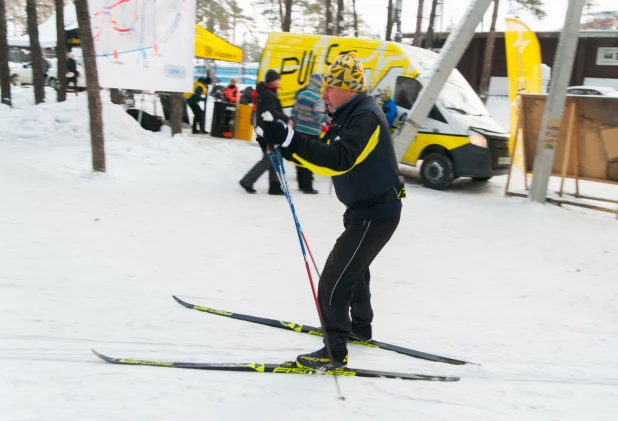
239, 69, 292, 195
290, 73, 327, 194
260, 51, 405, 370
265, 69, 280, 84
322, 51, 367, 93
379, 86, 397, 128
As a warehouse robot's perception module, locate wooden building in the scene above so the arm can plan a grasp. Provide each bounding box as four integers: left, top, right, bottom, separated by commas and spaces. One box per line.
402, 31, 618, 92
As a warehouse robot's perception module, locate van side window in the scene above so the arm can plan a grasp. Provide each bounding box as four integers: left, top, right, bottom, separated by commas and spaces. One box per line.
395, 76, 421, 110
395, 76, 446, 123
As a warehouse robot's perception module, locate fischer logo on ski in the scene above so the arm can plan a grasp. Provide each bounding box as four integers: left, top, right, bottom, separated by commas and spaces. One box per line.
92, 350, 459, 382
172, 295, 475, 366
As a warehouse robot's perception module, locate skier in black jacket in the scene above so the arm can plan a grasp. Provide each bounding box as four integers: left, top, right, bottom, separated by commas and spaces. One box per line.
239, 70, 291, 195
260, 52, 405, 369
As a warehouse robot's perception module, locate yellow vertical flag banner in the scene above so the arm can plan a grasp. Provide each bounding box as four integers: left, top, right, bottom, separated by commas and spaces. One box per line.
505, 18, 542, 171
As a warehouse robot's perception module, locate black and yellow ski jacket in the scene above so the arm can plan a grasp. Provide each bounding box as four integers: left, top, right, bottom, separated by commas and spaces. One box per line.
281, 92, 403, 220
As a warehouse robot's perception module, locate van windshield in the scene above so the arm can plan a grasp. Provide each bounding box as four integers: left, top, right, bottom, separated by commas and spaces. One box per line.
439, 71, 490, 117
394, 73, 491, 117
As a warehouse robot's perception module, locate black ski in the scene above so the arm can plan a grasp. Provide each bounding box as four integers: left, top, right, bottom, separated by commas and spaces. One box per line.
92, 349, 459, 382
173, 296, 474, 366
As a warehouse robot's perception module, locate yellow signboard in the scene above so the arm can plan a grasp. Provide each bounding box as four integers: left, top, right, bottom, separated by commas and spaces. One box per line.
505, 18, 542, 170
194, 25, 242, 63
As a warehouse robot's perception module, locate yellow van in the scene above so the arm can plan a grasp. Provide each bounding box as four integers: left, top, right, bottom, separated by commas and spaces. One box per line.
257, 33, 511, 190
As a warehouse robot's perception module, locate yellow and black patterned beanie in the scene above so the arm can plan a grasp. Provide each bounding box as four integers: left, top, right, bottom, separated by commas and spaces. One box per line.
323, 51, 366, 93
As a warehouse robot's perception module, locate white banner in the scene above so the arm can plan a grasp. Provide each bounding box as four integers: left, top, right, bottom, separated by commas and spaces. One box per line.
88, 0, 196, 92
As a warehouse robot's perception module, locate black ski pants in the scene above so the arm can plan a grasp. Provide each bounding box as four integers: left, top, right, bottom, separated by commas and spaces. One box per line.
318, 216, 400, 352
296, 166, 314, 191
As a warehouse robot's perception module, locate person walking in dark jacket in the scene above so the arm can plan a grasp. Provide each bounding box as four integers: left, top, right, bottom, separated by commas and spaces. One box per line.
260, 52, 405, 370
239, 70, 291, 195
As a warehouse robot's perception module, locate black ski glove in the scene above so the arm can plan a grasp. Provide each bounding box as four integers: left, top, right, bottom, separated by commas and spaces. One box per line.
256, 111, 295, 147
264, 120, 290, 146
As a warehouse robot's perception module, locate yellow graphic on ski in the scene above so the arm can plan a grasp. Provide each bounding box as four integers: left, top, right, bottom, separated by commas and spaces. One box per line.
172, 296, 474, 366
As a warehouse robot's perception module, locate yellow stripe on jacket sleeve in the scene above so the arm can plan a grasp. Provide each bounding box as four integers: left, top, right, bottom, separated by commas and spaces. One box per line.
291, 126, 381, 176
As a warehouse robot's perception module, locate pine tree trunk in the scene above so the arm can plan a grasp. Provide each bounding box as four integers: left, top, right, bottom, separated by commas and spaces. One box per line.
385, 0, 393, 41
352, 0, 358, 37
170, 92, 183, 136
282, 0, 292, 32
277, 0, 284, 30
336, 0, 344, 35
479, 0, 499, 104
426, 0, 439, 50
75, 0, 106, 172
55, 0, 67, 102
325, 0, 332, 35
0, 0, 11, 106
26, 0, 44, 104
413, 0, 424, 47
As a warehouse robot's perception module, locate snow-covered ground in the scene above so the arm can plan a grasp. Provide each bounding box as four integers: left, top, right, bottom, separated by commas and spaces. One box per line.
1, 88, 618, 420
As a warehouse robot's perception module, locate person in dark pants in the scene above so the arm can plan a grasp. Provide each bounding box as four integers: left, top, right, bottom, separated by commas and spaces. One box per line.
261, 52, 405, 369
41, 54, 50, 84
290, 73, 327, 194
66, 53, 79, 95
186, 78, 208, 134
239, 70, 291, 195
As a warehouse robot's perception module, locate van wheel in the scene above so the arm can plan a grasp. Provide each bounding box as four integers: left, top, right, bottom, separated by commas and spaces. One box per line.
472, 176, 492, 182
420, 153, 454, 190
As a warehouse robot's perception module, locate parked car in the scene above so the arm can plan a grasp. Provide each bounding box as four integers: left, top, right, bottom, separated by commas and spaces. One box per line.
9, 61, 36, 85
8, 58, 86, 91
567, 85, 618, 97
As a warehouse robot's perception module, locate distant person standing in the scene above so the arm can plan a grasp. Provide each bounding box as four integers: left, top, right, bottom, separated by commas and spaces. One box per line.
379, 87, 397, 128
290, 73, 327, 194
240, 86, 254, 105
223, 78, 240, 104
186, 77, 209, 134
67, 53, 79, 95
41, 54, 51, 84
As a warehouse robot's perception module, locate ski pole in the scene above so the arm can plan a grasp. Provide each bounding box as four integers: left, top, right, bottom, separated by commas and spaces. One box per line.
267, 153, 322, 278
301, 231, 321, 278
268, 147, 344, 400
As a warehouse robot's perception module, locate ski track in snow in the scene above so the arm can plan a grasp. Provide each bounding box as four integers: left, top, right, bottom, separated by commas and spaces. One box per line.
1, 88, 618, 420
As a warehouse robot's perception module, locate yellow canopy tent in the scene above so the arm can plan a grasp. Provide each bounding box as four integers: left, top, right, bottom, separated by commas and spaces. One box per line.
190, 26, 247, 140
194, 25, 243, 63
